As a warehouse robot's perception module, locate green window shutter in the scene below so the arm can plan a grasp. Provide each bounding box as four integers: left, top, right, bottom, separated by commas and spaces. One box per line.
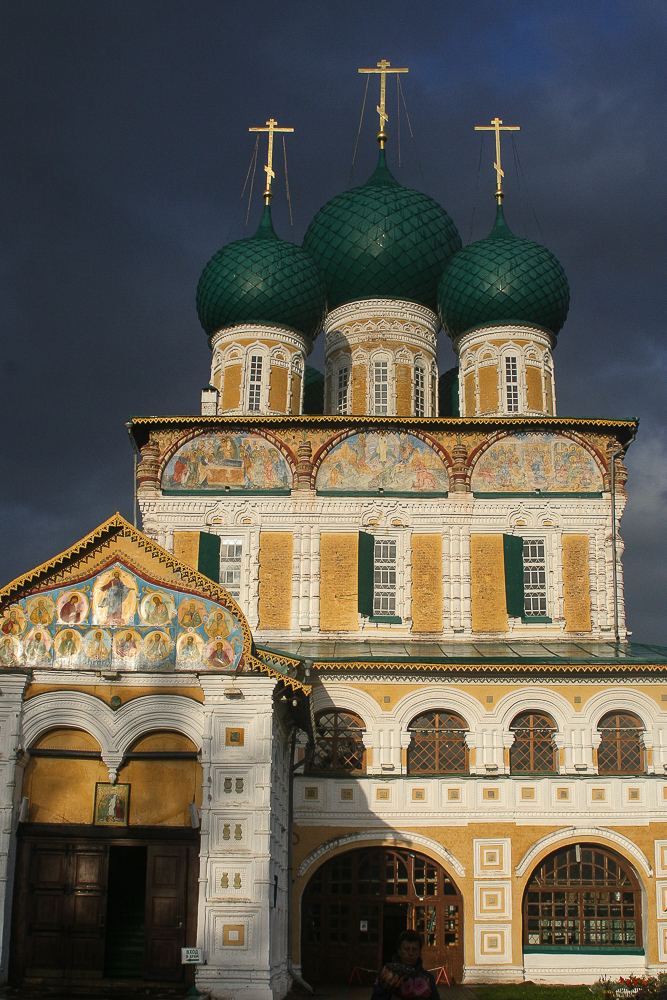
503, 534, 524, 617
358, 531, 375, 617
197, 532, 221, 585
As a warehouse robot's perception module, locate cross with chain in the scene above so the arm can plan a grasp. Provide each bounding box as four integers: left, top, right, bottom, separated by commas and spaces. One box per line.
358, 59, 409, 147
474, 117, 520, 201
248, 118, 294, 203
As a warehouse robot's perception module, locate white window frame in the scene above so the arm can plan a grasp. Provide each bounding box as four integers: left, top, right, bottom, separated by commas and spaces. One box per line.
220, 537, 243, 600
335, 359, 351, 415
522, 537, 549, 619
246, 351, 266, 412
504, 354, 520, 413
373, 536, 398, 617
414, 362, 426, 417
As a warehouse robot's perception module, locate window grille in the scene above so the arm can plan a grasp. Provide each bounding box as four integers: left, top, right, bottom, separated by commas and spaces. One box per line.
408, 711, 468, 774
373, 538, 396, 616
597, 712, 645, 774
523, 539, 547, 617
505, 356, 519, 412
524, 845, 640, 948
414, 365, 426, 416
248, 355, 263, 411
373, 361, 388, 414
310, 710, 366, 773
510, 712, 557, 773
220, 539, 242, 598
337, 365, 350, 415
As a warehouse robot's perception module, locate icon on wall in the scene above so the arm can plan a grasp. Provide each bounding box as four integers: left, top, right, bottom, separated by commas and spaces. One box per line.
93, 782, 130, 827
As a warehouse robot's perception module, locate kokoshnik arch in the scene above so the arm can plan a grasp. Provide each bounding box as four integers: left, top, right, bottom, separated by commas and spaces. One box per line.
1, 59, 666, 1000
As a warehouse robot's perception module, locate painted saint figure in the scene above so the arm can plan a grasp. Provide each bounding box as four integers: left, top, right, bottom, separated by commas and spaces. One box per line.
116, 631, 138, 658
57, 631, 78, 658
207, 640, 233, 669
86, 631, 109, 661
205, 611, 230, 639
29, 598, 53, 626
60, 593, 84, 624
99, 571, 131, 624
181, 602, 203, 628
25, 631, 49, 663
145, 633, 169, 660
0, 638, 17, 667
144, 594, 169, 625
179, 635, 201, 663
1, 610, 22, 636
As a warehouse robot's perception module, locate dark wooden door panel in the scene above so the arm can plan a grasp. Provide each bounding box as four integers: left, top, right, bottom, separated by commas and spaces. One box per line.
143, 846, 186, 982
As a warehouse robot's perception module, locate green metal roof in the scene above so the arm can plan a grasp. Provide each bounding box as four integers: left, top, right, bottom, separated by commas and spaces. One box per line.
303, 150, 462, 312
438, 203, 570, 339
196, 204, 327, 339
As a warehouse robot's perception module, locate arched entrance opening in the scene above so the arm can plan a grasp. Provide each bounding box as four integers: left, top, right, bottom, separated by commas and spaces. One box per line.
523, 843, 642, 951
301, 846, 463, 985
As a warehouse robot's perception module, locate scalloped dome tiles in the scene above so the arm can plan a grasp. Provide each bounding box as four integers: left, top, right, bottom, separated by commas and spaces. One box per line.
437, 204, 570, 339
303, 151, 462, 313
196, 205, 327, 340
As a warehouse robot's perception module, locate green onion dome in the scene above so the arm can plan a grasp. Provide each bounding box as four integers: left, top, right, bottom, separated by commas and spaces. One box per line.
437, 204, 570, 340
196, 204, 327, 340
303, 150, 462, 313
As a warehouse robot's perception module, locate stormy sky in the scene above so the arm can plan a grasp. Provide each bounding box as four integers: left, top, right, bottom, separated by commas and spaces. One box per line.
1, 1, 665, 643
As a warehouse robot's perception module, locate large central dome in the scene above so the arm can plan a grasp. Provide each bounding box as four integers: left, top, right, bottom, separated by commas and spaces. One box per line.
303, 151, 462, 313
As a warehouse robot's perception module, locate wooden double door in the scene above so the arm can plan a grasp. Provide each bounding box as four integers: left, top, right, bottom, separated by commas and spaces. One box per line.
301, 847, 464, 985
10, 827, 199, 984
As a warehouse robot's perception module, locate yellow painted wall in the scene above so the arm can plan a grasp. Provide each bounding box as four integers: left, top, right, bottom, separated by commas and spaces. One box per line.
25, 684, 205, 706
478, 366, 499, 413
464, 372, 476, 415
291, 372, 302, 415
396, 363, 412, 416
411, 534, 443, 632
526, 366, 544, 411
562, 534, 592, 632
221, 364, 242, 410
258, 532, 293, 629
319, 532, 359, 631
351, 365, 366, 414
545, 371, 554, 414
174, 532, 200, 571
470, 534, 508, 632
269, 365, 288, 411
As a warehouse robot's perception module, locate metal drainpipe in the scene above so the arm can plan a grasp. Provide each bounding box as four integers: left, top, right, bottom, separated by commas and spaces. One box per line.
125, 422, 140, 528
610, 427, 637, 643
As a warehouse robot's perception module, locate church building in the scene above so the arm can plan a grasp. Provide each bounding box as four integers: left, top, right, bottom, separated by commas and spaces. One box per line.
1, 61, 666, 1000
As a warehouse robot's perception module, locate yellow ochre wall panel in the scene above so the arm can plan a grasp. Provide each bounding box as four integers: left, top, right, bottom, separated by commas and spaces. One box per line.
464, 372, 476, 415
291, 372, 302, 415
526, 366, 544, 411
478, 366, 499, 413
411, 534, 443, 632
396, 363, 412, 416
545, 371, 554, 414
173, 532, 200, 571
221, 364, 242, 410
562, 534, 592, 632
351, 366, 366, 414
470, 534, 508, 632
25, 684, 205, 705
319, 532, 359, 632
269, 365, 288, 411
258, 532, 293, 629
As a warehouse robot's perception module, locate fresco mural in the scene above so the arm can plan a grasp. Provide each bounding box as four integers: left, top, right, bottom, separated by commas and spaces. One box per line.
316, 432, 450, 493
162, 432, 292, 491
470, 433, 603, 492
0, 560, 246, 673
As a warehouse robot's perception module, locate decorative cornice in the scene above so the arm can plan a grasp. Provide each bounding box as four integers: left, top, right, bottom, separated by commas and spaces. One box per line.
324, 299, 440, 336
514, 826, 653, 878
453, 321, 556, 354
210, 324, 310, 356
296, 829, 466, 879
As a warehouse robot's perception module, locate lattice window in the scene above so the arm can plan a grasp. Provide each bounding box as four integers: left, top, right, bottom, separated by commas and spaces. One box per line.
220, 538, 242, 598
248, 354, 263, 411
414, 857, 439, 897
373, 361, 389, 414
523, 539, 547, 617
337, 365, 350, 415
510, 712, 557, 773
414, 365, 426, 416
597, 712, 645, 774
407, 711, 468, 774
310, 710, 366, 773
373, 539, 397, 616
385, 852, 409, 896
505, 356, 519, 412
524, 845, 640, 948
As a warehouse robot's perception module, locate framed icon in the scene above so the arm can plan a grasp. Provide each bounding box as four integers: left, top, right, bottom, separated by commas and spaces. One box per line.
93, 782, 130, 827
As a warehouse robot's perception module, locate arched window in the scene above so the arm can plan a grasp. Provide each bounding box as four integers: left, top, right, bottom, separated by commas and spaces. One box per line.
510, 712, 557, 774
524, 844, 641, 948
408, 711, 468, 774
310, 710, 366, 773
597, 712, 645, 774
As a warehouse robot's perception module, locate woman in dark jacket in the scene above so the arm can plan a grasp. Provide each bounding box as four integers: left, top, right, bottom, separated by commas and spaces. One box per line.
371, 929, 440, 1000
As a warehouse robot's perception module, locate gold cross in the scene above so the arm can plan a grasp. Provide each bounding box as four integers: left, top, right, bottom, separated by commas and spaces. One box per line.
248, 118, 294, 203
474, 117, 520, 201
358, 59, 409, 147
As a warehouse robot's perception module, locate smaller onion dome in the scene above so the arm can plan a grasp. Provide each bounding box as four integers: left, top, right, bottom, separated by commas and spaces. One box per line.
303, 150, 462, 313
196, 205, 327, 340
437, 204, 570, 340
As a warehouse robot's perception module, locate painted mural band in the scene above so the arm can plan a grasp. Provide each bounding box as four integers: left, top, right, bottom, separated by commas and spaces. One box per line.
162, 432, 292, 491
0, 562, 245, 673
470, 432, 603, 492
316, 431, 450, 492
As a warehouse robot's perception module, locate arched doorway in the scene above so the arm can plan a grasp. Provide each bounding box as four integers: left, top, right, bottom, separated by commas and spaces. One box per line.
301, 846, 463, 985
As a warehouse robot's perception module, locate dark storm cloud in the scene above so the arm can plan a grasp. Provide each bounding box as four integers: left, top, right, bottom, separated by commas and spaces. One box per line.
1, 0, 665, 641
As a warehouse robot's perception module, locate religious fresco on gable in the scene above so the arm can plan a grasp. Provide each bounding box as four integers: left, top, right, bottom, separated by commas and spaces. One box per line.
316, 432, 450, 493
162, 432, 292, 491
470, 433, 603, 492
2, 560, 247, 674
